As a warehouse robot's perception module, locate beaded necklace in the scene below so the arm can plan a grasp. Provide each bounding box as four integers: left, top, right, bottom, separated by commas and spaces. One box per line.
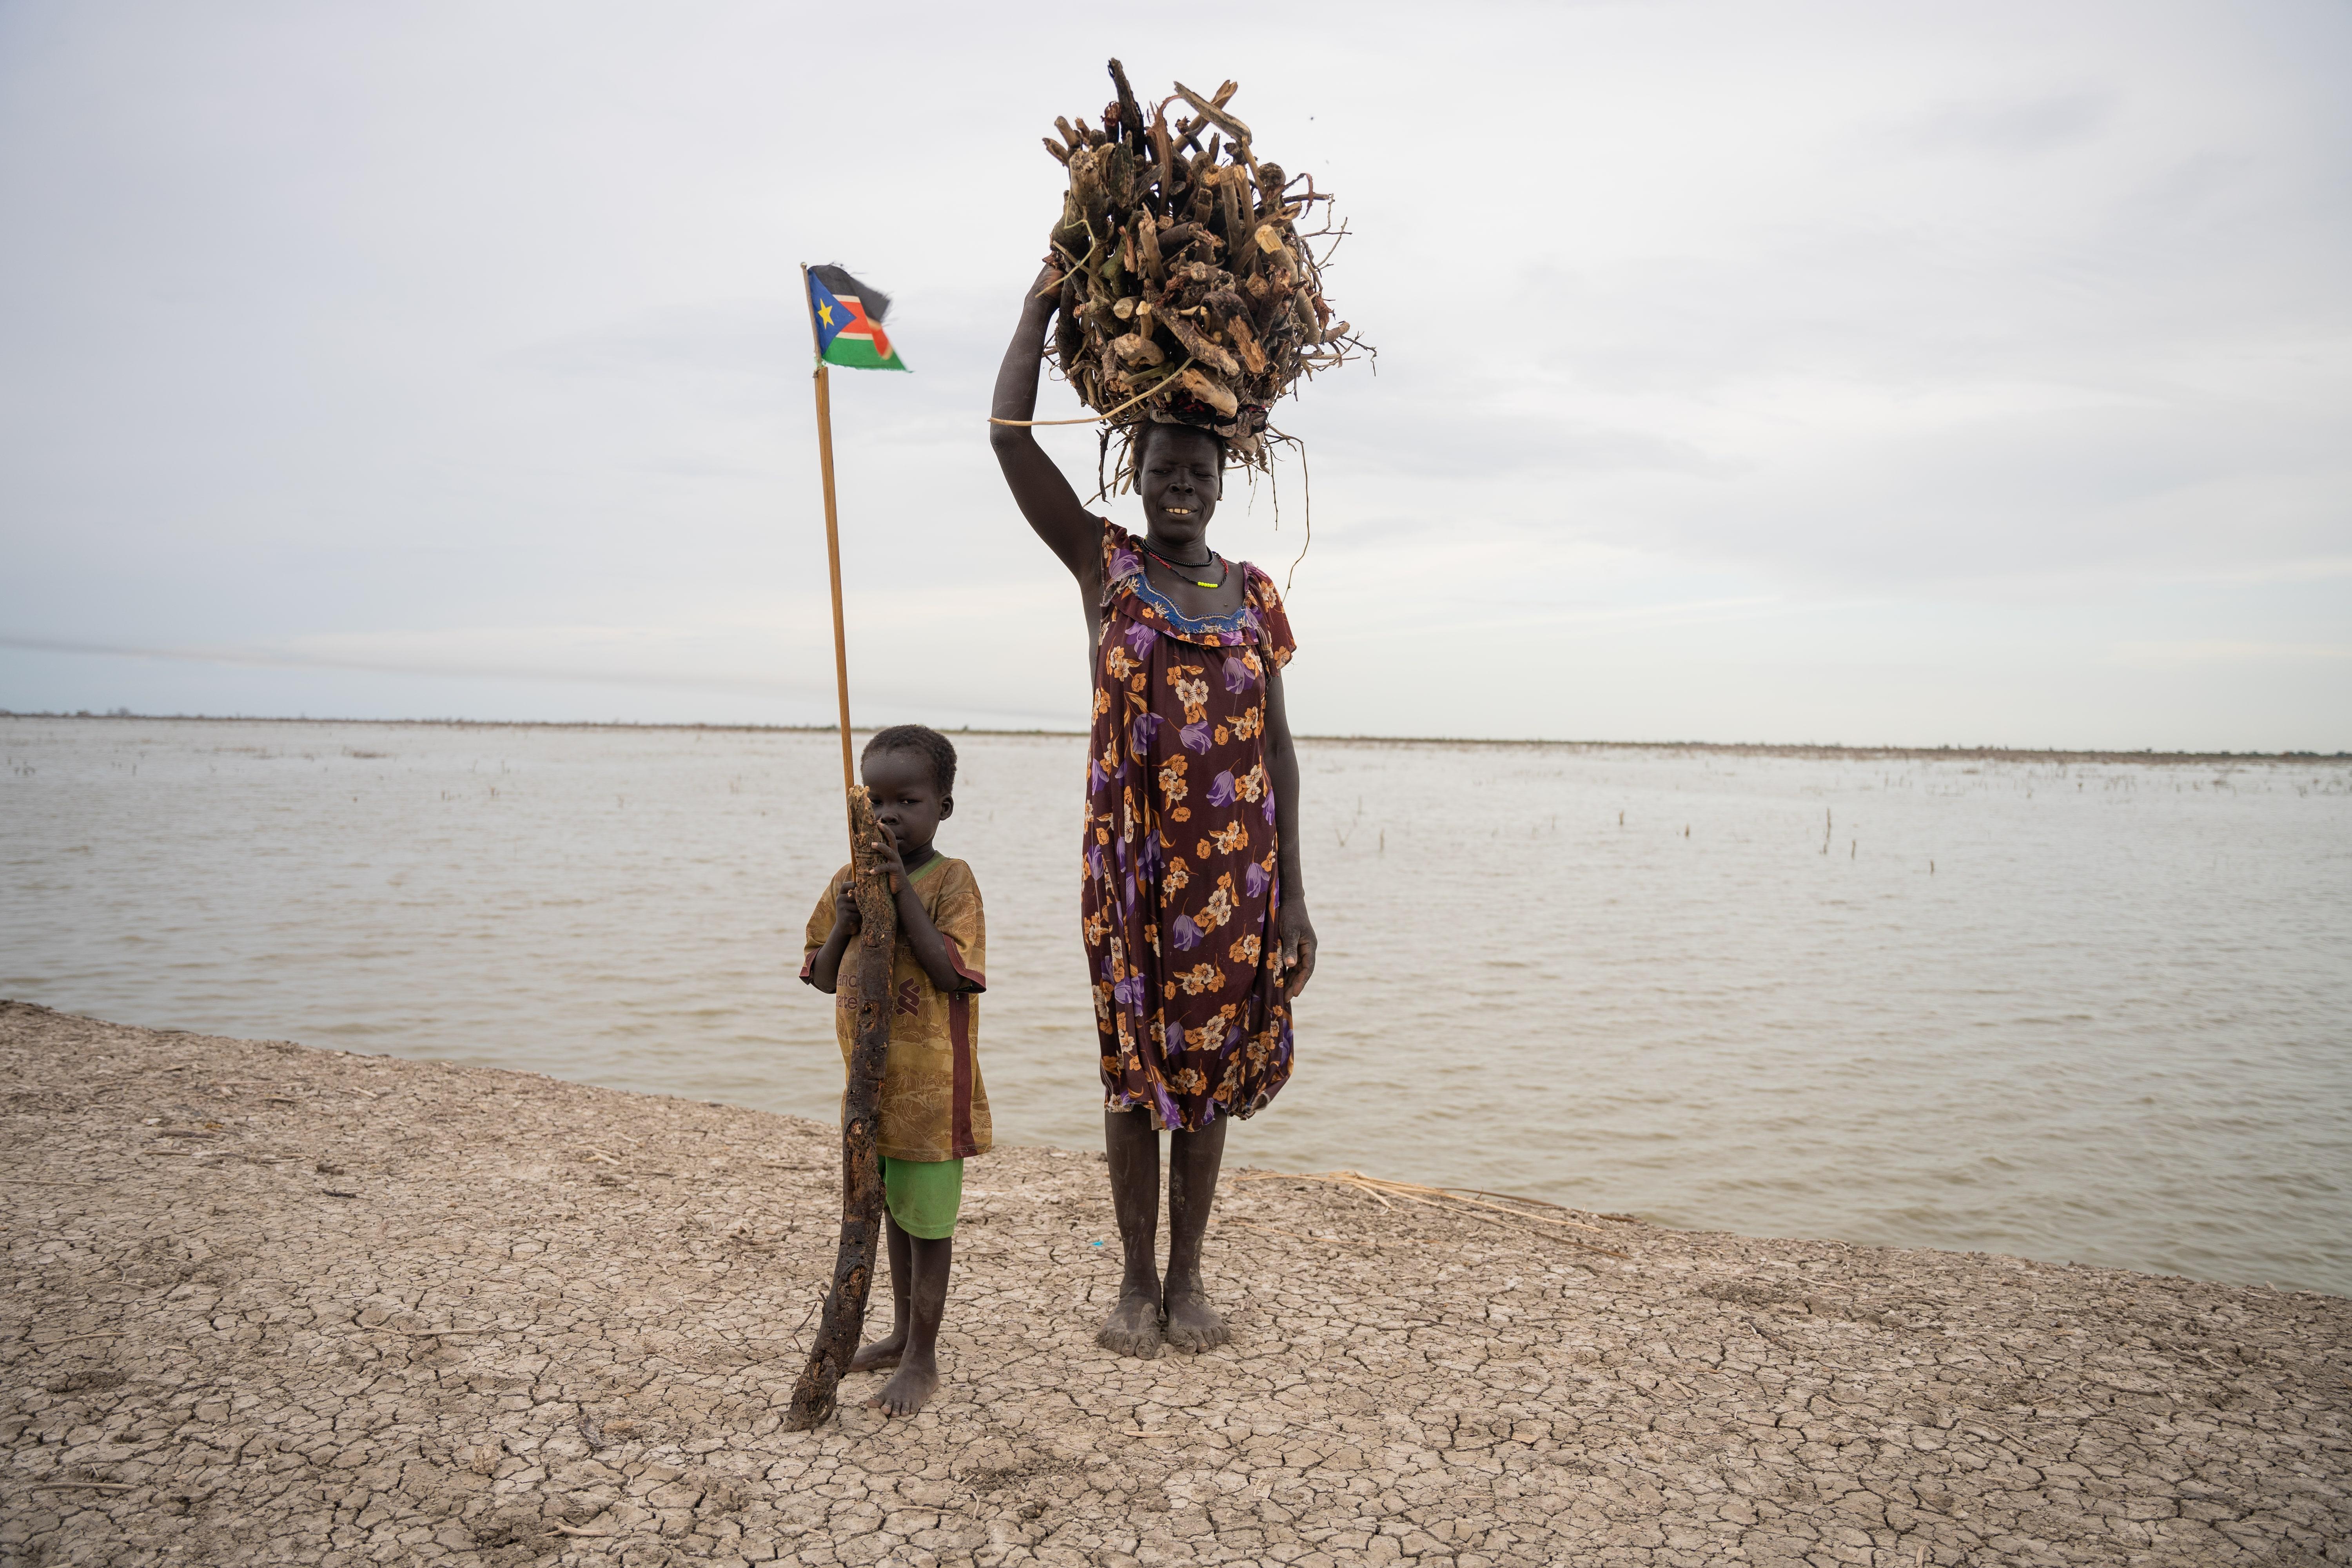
1140, 542, 1230, 589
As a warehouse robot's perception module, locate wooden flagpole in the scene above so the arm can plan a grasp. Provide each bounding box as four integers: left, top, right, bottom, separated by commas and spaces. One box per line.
803, 265, 858, 851
786, 263, 897, 1431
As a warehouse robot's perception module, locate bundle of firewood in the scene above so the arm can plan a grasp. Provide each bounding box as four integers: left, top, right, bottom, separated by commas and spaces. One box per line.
1041, 61, 1367, 471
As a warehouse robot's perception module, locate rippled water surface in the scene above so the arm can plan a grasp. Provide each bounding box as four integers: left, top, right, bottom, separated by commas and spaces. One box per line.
6, 717, 2349, 1294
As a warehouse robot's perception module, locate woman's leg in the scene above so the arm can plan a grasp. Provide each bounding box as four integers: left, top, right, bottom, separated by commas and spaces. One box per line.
1162, 1115, 1232, 1350
1098, 1107, 1164, 1357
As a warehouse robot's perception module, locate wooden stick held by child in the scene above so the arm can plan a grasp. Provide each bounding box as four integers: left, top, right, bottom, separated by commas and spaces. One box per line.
783, 784, 898, 1430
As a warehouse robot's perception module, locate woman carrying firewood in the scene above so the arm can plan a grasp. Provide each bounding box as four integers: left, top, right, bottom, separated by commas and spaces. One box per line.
989, 272, 1316, 1357
987, 65, 1361, 1356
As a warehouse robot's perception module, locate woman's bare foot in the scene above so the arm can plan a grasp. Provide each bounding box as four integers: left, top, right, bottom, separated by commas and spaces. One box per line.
1096, 1286, 1163, 1358
871, 1354, 939, 1417
848, 1331, 905, 1373
1162, 1283, 1229, 1352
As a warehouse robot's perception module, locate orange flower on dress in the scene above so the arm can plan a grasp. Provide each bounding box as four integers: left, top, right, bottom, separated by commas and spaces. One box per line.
1177, 962, 1223, 995
1215, 1055, 1244, 1101
1212, 819, 1250, 855
1170, 670, 1209, 723
1229, 934, 1261, 965
1230, 706, 1263, 740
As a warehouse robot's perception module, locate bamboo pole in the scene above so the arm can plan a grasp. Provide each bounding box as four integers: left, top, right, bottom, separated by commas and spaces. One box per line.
783, 264, 895, 1430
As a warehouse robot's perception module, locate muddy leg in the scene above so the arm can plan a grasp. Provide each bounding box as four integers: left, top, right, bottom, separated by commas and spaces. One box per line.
1098, 1108, 1163, 1358
1163, 1115, 1230, 1351
850, 1210, 913, 1372
873, 1231, 949, 1416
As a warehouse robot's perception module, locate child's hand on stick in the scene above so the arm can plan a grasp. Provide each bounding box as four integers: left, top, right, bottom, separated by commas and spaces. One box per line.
830, 868, 862, 938
866, 822, 909, 897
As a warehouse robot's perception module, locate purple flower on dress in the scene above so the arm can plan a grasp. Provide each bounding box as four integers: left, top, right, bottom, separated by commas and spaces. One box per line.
1261, 793, 1278, 826
1122, 871, 1138, 910
1109, 546, 1141, 581
1137, 834, 1162, 875
1129, 711, 1163, 754
1163, 1022, 1185, 1056
1207, 771, 1237, 808
1086, 756, 1105, 793
1222, 655, 1255, 694
1113, 974, 1145, 1010
1086, 844, 1105, 880
1244, 861, 1270, 898
1179, 722, 1212, 755
1171, 916, 1202, 951
1125, 621, 1159, 655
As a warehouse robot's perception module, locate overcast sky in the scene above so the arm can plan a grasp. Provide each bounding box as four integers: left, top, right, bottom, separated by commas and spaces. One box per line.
2, 1, 2346, 748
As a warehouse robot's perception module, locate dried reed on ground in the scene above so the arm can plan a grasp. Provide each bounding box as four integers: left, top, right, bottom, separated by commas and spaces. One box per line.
1232, 1170, 1635, 1260
1029, 60, 1370, 487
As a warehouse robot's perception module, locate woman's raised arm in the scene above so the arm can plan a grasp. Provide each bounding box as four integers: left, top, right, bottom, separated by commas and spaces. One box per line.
989, 265, 1100, 586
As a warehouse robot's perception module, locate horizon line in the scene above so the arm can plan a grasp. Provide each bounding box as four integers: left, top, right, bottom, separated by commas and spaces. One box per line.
4, 710, 2345, 764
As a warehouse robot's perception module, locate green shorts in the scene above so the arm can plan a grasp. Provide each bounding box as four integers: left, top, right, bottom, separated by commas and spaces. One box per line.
880, 1156, 963, 1240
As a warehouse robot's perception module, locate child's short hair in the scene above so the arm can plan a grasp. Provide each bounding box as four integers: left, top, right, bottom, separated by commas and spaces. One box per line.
863, 724, 958, 794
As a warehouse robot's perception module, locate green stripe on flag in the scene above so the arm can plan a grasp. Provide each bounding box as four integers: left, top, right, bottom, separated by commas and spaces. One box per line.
822, 335, 907, 372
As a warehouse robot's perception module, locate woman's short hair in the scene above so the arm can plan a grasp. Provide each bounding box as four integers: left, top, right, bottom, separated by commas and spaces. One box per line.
1134, 420, 1227, 467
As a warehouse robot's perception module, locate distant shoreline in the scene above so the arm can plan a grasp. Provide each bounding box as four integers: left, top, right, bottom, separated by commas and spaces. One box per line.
4, 708, 2346, 765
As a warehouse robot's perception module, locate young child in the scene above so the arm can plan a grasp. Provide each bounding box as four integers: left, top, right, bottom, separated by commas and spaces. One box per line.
800, 724, 988, 1416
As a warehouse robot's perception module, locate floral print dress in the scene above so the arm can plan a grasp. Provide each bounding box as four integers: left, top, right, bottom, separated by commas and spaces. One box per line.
1083, 519, 1297, 1132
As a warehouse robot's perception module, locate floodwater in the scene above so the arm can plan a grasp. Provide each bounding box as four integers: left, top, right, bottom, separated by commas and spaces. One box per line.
5, 717, 2348, 1295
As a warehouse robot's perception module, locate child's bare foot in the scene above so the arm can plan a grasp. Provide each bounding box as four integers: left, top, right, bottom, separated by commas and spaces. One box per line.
1162, 1283, 1229, 1352
849, 1331, 905, 1373
871, 1355, 938, 1417
1096, 1286, 1163, 1358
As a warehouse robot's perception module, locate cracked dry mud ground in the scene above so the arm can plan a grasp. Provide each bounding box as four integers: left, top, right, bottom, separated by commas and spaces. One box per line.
4, 1002, 2347, 1568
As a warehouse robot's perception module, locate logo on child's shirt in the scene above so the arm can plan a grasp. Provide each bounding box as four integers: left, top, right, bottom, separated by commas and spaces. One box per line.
896, 978, 923, 1016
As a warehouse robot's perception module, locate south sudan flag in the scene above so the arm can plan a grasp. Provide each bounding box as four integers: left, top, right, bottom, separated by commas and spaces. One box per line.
806, 265, 906, 371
